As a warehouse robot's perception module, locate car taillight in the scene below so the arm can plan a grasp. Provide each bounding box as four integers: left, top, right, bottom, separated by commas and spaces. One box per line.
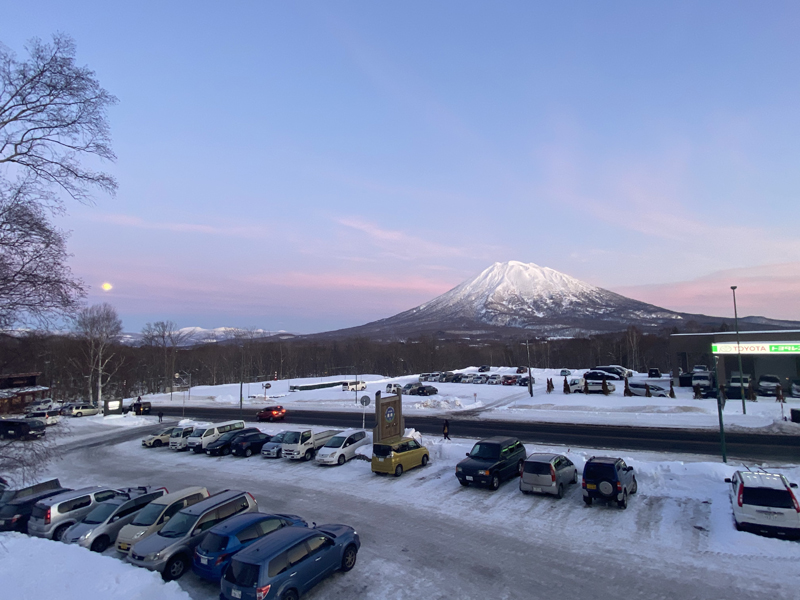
581, 478, 586, 488
256, 584, 271, 600
617, 481, 622, 492
737, 483, 744, 507
789, 488, 800, 513
215, 552, 232, 566
44, 507, 51, 525
550, 465, 556, 483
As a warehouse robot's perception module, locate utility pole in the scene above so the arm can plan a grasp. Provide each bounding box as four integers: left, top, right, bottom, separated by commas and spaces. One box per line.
239, 344, 244, 420
715, 356, 727, 463
731, 286, 746, 414
526, 339, 533, 397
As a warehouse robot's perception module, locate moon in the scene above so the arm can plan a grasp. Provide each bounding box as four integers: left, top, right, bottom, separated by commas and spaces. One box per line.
101, 282, 113, 291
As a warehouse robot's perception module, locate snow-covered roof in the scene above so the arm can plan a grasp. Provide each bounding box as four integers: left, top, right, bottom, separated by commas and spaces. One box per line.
0, 385, 49, 399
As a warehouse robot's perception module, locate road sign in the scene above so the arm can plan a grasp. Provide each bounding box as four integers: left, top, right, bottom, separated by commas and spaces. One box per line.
263, 383, 272, 389
360, 395, 371, 407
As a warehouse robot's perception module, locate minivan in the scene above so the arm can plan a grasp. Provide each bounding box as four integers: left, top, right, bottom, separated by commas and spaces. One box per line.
0, 487, 72, 533
169, 425, 195, 450
187, 420, 245, 453
128, 489, 258, 580
116, 486, 209, 554
27, 486, 119, 541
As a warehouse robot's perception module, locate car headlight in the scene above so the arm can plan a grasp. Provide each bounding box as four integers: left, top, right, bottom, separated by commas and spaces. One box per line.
478, 470, 490, 476
145, 551, 162, 561
456, 466, 462, 472
80, 529, 93, 540
132, 530, 145, 539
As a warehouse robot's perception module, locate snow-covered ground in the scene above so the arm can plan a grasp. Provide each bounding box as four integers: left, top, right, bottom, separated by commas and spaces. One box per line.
136, 367, 800, 433
7, 420, 798, 599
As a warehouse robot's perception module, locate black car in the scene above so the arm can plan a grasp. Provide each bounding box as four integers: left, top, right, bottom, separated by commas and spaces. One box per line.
582, 456, 638, 509
0, 419, 46, 440
648, 368, 662, 378
230, 431, 273, 457
478, 365, 491, 373
418, 385, 438, 396
0, 487, 72, 533
517, 376, 535, 386
515, 366, 527, 374
455, 437, 527, 490
451, 373, 465, 383
205, 428, 261, 456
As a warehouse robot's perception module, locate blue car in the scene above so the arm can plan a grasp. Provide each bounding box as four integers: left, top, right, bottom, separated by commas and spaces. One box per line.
192, 512, 307, 582
220, 524, 360, 600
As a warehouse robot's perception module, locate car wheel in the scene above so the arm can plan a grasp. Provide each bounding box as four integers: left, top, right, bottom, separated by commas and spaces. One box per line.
618, 491, 628, 510
490, 474, 500, 491
517, 460, 524, 476
572, 470, 578, 484
53, 524, 70, 542
222, 446, 231, 456
276, 449, 282, 458
304, 449, 313, 461
394, 465, 403, 477
631, 476, 638, 494
163, 555, 187, 581
91, 535, 110, 553
337, 454, 346, 466
245, 448, 253, 457
556, 484, 564, 499
460, 480, 469, 487
153, 439, 162, 447
734, 520, 743, 531
583, 497, 592, 507
421, 455, 429, 467
75, 412, 82, 417
341, 544, 358, 572
281, 589, 299, 600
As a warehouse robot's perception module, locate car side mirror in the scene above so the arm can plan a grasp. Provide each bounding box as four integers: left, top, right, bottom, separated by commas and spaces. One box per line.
791, 483, 798, 489
724, 478, 732, 483
192, 528, 203, 536
111, 515, 120, 522
466, 452, 470, 457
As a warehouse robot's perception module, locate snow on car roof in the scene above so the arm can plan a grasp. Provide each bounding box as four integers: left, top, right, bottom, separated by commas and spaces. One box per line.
739, 471, 787, 490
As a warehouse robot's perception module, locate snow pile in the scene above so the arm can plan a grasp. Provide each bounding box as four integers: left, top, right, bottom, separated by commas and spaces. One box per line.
413, 396, 464, 410
86, 413, 155, 427
0, 533, 191, 600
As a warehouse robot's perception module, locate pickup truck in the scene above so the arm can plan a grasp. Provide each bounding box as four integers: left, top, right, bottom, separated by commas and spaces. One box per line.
281, 429, 341, 461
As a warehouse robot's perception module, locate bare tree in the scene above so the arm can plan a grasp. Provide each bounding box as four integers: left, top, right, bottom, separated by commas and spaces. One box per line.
141, 321, 192, 389
73, 303, 122, 405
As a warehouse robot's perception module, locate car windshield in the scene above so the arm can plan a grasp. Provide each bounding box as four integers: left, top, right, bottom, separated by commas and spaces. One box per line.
469, 443, 500, 460
269, 432, 286, 444
158, 512, 198, 538
82, 502, 118, 524
224, 559, 260, 587
216, 431, 239, 443
0, 503, 22, 518
283, 432, 301, 444
759, 376, 780, 384
584, 463, 617, 480
131, 502, 165, 526
523, 461, 552, 475
170, 429, 184, 438
324, 436, 346, 448
373, 444, 393, 457
189, 429, 206, 438
742, 487, 794, 509
200, 532, 228, 553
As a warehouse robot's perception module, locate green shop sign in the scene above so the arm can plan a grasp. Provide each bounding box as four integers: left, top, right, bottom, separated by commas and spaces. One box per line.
711, 342, 800, 355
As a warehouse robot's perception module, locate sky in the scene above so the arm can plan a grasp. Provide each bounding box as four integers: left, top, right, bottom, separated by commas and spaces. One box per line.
3, 2, 799, 333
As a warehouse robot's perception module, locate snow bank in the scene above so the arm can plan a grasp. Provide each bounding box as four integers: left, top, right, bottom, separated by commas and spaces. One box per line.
0, 533, 191, 600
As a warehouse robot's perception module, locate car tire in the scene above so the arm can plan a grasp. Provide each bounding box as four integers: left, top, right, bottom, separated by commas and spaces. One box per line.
75, 412, 82, 417
460, 480, 469, 487
163, 555, 188, 581
281, 589, 299, 600
245, 448, 253, 457
153, 439, 162, 447
421, 455, 429, 467
583, 497, 592, 507
517, 460, 524, 476
304, 449, 313, 461
734, 520, 743, 531
53, 524, 70, 542
341, 544, 358, 572
222, 447, 231, 456
631, 477, 638, 494
394, 465, 403, 477
337, 454, 346, 466
618, 491, 628, 510
572, 470, 578, 484
490, 475, 500, 491
556, 484, 564, 499
276, 449, 282, 459
91, 535, 110, 553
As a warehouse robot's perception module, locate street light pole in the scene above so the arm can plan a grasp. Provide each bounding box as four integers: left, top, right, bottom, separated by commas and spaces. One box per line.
526, 339, 533, 397
731, 286, 746, 414
715, 356, 727, 463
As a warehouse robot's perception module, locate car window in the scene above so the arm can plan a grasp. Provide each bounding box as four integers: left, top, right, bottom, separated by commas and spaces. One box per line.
195, 509, 221, 533
306, 535, 332, 554
408, 440, 420, 450
236, 522, 262, 544
203, 429, 214, 437
95, 490, 117, 503
355, 431, 365, 441
396, 443, 409, 453
287, 541, 309, 566
185, 493, 206, 506
259, 518, 283, 536
267, 552, 289, 577
60, 495, 91, 513
742, 487, 794, 509
301, 431, 311, 443
219, 496, 250, 520
116, 501, 142, 519
160, 500, 185, 522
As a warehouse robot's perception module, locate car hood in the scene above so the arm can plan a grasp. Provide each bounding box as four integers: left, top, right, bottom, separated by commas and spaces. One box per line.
132, 530, 180, 556
316, 523, 354, 538
458, 457, 500, 472
65, 521, 96, 541
758, 381, 779, 388
206, 439, 231, 449
262, 442, 281, 450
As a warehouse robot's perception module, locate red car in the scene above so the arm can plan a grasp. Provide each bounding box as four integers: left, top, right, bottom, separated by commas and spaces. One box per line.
501, 376, 518, 385
256, 405, 286, 422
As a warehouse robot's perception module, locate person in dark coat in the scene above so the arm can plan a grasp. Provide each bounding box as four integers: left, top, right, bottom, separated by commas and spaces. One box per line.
158, 411, 164, 423
442, 419, 451, 440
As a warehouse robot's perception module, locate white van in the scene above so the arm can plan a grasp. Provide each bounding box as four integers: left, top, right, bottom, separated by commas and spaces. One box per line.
169, 426, 195, 451
187, 420, 245, 454
341, 381, 366, 392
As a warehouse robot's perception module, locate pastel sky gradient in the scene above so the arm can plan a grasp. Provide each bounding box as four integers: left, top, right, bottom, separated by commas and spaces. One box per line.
4, 2, 799, 332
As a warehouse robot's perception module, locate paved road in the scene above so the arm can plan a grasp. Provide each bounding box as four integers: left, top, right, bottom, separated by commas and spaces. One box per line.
157, 406, 800, 461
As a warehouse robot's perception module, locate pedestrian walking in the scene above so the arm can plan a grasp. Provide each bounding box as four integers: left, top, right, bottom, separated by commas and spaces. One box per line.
158, 411, 164, 423
443, 419, 451, 440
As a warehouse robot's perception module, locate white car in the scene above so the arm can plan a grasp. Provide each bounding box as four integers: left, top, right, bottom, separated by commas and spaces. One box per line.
461, 374, 475, 384
24, 410, 61, 426
385, 384, 402, 395
315, 429, 371, 466
342, 381, 366, 392
472, 374, 488, 384
67, 404, 100, 417
725, 470, 800, 539
487, 374, 503, 385
628, 382, 668, 398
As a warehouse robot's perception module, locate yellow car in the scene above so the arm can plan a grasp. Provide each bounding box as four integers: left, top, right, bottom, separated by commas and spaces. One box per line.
371, 436, 429, 477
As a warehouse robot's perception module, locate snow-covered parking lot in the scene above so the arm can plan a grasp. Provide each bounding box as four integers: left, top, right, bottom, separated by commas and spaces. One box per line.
3, 416, 799, 600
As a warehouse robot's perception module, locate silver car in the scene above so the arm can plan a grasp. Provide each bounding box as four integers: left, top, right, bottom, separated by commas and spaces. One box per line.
128, 489, 258, 580
63, 487, 167, 552
27, 486, 119, 540
261, 431, 286, 458
520, 454, 578, 499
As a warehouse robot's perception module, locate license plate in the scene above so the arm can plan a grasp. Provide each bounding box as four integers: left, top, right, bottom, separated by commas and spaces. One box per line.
206, 451, 211, 455
586, 484, 597, 490
378, 458, 384, 462
466, 476, 473, 481
532, 487, 543, 493
232, 589, 242, 599
758, 511, 781, 520
200, 557, 208, 564
119, 543, 129, 550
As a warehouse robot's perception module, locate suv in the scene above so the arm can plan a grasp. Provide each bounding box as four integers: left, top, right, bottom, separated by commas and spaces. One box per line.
128, 489, 259, 580
256, 406, 286, 422
64, 486, 167, 552
487, 374, 503, 385
116, 486, 209, 554
143, 427, 176, 448
478, 365, 491, 372
27, 486, 120, 540
385, 383, 402, 395
456, 437, 527, 490
756, 375, 782, 397
582, 457, 637, 509
520, 454, 578, 499
67, 404, 100, 417
205, 428, 261, 456
691, 371, 715, 397
401, 383, 422, 395
724, 470, 800, 539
